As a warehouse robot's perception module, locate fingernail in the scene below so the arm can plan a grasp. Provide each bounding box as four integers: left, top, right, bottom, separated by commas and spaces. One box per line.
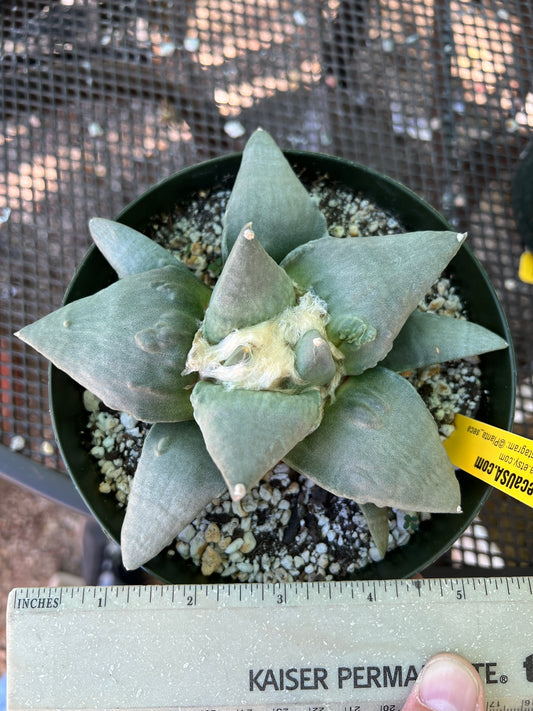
417, 655, 481, 711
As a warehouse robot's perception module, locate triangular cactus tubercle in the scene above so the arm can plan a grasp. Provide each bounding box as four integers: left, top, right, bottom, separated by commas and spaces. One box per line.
358, 502, 390, 558
222, 128, 328, 263
282, 231, 467, 375
191, 380, 323, 501
89, 218, 199, 282
382, 309, 508, 372
202, 223, 296, 344
284, 368, 461, 513
121, 421, 225, 570
16, 266, 210, 422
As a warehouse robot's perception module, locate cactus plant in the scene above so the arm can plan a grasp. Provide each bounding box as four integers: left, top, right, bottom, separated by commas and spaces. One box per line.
17, 129, 508, 572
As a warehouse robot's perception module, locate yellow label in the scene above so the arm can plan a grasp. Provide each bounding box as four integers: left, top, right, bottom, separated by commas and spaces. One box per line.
444, 414, 533, 508
519, 249, 533, 284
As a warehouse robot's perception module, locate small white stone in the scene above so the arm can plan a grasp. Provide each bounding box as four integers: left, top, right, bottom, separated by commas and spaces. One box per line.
440, 424, 455, 438
396, 530, 410, 545
120, 412, 138, 430
317, 553, 329, 569
176, 541, 190, 559
83, 390, 100, 412
280, 555, 294, 571
296, 530, 308, 546
224, 537, 244, 556
259, 485, 272, 502
101, 460, 114, 475
240, 516, 252, 532
221, 565, 238, 577
88, 122, 104, 137
280, 509, 291, 526
222, 518, 240, 536
241, 494, 257, 513
236, 561, 254, 573
178, 524, 197, 543
102, 435, 115, 450
224, 120, 246, 139
274, 567, 292, 582
159, 41, 175, 57
104, 416, 119, 432
10, 435, 25, 452
369, 546, 384, 562
183, 36, 199, 52
261, 553, 272, 571
190, 532, 207, 559
218, 536, 232, 551
229, 550, 244, 564
232, 498, 247, 517
240, 531, 256, 554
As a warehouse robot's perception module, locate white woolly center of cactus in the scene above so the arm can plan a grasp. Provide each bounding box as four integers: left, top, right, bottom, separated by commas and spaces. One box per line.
184, 291, 343, 393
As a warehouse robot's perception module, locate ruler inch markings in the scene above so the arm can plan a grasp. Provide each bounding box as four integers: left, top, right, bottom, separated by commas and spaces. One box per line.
6, 577, 533, 711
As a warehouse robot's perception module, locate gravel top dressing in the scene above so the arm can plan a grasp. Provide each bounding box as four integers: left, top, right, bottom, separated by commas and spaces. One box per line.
82, 175, 483, 582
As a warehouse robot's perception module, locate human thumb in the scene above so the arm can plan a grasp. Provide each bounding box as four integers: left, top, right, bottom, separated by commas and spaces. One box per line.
402, 653, 484, 711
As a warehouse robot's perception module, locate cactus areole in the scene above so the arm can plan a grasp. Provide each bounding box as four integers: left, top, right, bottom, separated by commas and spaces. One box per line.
17, 129, 511, 575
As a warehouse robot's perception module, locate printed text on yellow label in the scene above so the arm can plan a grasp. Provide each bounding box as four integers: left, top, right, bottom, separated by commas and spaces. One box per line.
444, 414, 533, 508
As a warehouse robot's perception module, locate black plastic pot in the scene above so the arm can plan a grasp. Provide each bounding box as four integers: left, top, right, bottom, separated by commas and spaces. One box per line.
50, 150, 516, 583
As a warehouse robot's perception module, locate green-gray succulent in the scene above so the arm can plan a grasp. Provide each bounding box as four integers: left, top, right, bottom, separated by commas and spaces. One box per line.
16, 129, 508, 571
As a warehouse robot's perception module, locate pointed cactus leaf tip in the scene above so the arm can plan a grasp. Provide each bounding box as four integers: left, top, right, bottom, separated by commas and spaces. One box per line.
232, 483, 247, 501
295, 329, 337, 386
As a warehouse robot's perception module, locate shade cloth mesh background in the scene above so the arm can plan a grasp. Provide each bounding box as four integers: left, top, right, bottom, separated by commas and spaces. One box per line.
1, 0, 531, 572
